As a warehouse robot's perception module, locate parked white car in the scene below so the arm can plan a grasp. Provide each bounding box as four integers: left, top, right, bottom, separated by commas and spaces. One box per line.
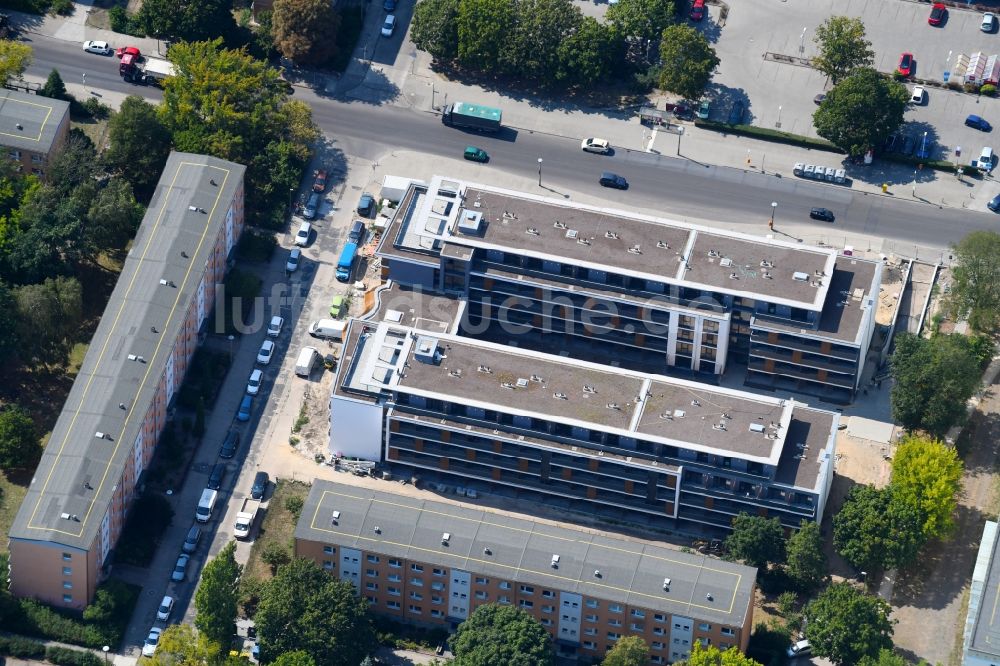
267, 315, 284, 337
381, 15, 396, 37
911, 85, 925, 104
294, 221, 311, 247
83, 40, 113, 55
142, 627, 162, 657
246, 368, 263, 396
984, 12, 996, 32
581, 137, 612, 154
256, 340, 275, 365
156, 596, 174, 621
286, 248, 301, 272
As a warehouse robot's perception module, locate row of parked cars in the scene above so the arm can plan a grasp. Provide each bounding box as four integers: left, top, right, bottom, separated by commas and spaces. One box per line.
793, 163, 848, 184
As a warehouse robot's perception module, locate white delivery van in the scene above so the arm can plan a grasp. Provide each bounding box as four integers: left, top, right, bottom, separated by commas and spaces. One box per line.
295, 346, 321, 377
308, 319, 346, 341
979, 146, 995, 171
195, 488, 218, 523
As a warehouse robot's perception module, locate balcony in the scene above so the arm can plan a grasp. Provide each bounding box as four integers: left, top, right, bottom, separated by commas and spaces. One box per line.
749, 329, 858, 361
749, 345, 857, 375
747, 358, 856, 389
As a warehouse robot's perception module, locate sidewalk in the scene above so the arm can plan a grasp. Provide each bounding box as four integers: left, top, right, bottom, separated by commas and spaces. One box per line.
0, 631, 137, 666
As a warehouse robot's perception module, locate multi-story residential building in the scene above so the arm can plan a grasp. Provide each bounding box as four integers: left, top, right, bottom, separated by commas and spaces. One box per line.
0, 89, 70, 180
7, 152, 246, 609
330, 313, 839, 534
375, 176, 881, 404
963, 520, 1000, 666
295, 480, 757, 664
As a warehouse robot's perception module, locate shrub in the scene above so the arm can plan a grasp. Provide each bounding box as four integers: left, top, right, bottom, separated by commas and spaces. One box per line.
15, 599, 109, 647
965, 81, 981, 94
49, 0, 73, 14
695, 119, 843, 154
237, 231, 278, 262
982, 83, 997, 96
46, 647, 104, 666
285, 495, 304, 518
0, 635, 46, 658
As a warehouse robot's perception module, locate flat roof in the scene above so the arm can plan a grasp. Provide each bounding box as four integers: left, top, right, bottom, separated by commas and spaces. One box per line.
773, 407, 838, 490
385, 177, 837, 311
751, 257, 881, 344
9, 152, 245, 550
367, 283, 462, 335
337, 322, 840, 467
296, 481, 756, 627
0, 89, 69, 154
970, 521, 1000, 656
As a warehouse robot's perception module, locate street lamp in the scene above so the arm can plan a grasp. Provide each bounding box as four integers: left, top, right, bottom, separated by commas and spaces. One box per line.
776, 105, 782, 128
537, 158, 543, 186
769, 201, 777, 230
102, 646, 109, 666
227, 334, 235, 361
82, 72, 87, 89
799, 27, 807, 54
676, 126, 684, 156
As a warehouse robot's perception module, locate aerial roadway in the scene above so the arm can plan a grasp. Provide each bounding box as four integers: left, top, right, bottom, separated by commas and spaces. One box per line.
24, 32, 980, 252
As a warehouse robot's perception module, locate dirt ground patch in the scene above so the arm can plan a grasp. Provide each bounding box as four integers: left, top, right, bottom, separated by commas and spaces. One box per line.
889, 384, 1000, 666
243, 479, 312, 583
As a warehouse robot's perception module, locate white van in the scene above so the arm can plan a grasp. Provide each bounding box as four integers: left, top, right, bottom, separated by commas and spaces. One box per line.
295, 346, 321, 377
308, 319, 346, 341
979, 146, 995, 171
195, 488, 218, 523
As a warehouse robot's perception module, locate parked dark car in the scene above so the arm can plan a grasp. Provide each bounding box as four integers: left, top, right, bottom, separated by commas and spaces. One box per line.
251, 471, 269, 500
882, 134, 900, 153
967, 114, 992, 132
809, 207, 835, 222
900, 135, 916, 156
599, 172, 628, 189
728, 100, 745, 125
207, 463, 226, 490
219, 430, 240, 459
357, 193, 375, 217
989, 194, 1000, 212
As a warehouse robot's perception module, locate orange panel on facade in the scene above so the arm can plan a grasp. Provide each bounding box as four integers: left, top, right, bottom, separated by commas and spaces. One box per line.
414, 439, 423, 451
562, 467, 572, 480
439, 458, 449, 470
587, 487, 597, 499
388, 447, 400, 460
492, 467, 502, 480
466, 449, 476, 461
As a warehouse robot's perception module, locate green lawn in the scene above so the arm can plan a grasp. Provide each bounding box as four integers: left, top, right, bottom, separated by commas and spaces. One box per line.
244, 479, 311, 583
0, 472, 28, 556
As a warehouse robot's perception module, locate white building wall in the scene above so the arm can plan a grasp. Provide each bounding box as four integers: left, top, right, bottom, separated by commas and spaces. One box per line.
669, 614, 694, 663
558, 591, 582, 645
339, 547, 362, 590
329, 396, 384, 459
448, 569, 470, 620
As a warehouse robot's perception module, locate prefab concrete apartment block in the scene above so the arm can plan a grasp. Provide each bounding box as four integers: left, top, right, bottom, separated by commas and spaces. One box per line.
7, 152, 245, 609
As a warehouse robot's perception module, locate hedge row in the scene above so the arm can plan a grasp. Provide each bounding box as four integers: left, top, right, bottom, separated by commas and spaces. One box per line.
0, 635, 47, 659
0, 638, 104, 666
694, 120, 844, 154
46, 646, 104, 666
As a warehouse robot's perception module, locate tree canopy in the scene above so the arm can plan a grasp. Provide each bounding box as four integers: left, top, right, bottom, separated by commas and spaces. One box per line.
785, 519, 827, 591
890, 333, 981, 435
502, 0, 582, 81
812, 16, 875, 84
601, 636, 649, 666
103, 96, 172, 203
890, 434, 962, 541
0, 41, 31, 84
40, 69, 66, 100
160, 40, 318, 228
195, 541, 242, 647
657, 24, 719, 100
450, 604, 554, 666
606, 0, 675, 46
857, 650, 911, 666
679, 643, 763, 666
136, 0, 237, 42
833, 484, 922, 573
0, 405, 39, 471
949, 231, 1000, 332
456, 0, 516, 73
255, 558, 376, 666
813, 67, 908, 156
272, 652, 317, 666
271, 0, 341, 65
803, 583, 895, 665
411, 0, 460, 60
724, 513, 786, 569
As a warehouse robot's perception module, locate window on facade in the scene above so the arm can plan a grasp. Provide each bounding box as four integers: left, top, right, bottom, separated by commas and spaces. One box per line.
475, 591, 488, 600
431, 582, 444, 591
608, 619, 622, 627
520, 585, 534, 594
542, 590, 554, 599
719, 643, 730, 651
388, 574, 401, 582
410, 592, 423, 601
540, 618, 552, 626
585, 614, 598, 622
499, 581, 511, 590
653, 627, 665, 636
388, 587, 401, 596
475, 576, 489, 585
62, 553, 72, 561
323, 560, 333, 570
654, 613, 666, 622
62, 595, 72, 603
431, 609, 443, 618
366, 583, 378, 591
652, 642, 664, 650
584, 627, 598, 636
651, 656, 664, 664
31, 154, 43, 164
631, 609, 645, 618
519, 600, 533, 609
583, 641, 596, 650
699, 638, 710, 647
9, 150, 20, 160
433, 568, 445, 576
365, 596, 376, 605
607, 632, 621, 641
389, 559, 402, 568
630, 623, 644, 632
721, 627, 735, 636
367, 555, 379, 563
411, 564, 423, 572
542, 605, 554, 613
498, 596, 510, 604
608, 604, 623, 613
366, 569, 378, 578
62, 582, 72, 589
408, 605, 422, 614
432, 596, 443, 604
387, 601, 400, 610
585, 599, 598, 608
323, 546, 335, 554
62, 567, 71, 575
698, 623, 712, 631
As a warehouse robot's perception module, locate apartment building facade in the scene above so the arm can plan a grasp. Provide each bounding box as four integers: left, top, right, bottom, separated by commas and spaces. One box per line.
963, 521, 1000, 666
0, 89, 70, 180
7, 153, 245, 608
331, 314, 839, 535
296, 481, 757, 664
376, 177, 881, 403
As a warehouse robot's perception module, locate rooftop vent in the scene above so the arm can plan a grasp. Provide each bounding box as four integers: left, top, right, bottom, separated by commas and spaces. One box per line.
414, 336, 441, 365
478, 365, 492, 374
628, 245, 642, 255
525, 227, 540, 235
691, 400, 700, 407
720, 257, 733, 267
762, 272, 772, 279
530, 374, 543, 382
331, 510, 341, 525
60, 512, 71, 520
708, 249, 719, 257
659, 412, 673, 420
657, 241, 669, 249
760, 260, 774, 268
374, 526, 381, 534
706, 593, 713, 602
553, 221, 567, 229
594, 569, 602, 578
583, 385, 596, 394
458, 210, 484, 235
553, 392, 568, 400
577, 238, 591, 246
501, 382, 516, 389
606, 403, 620, 410
729, 272, 739, 280
605, 230, 619, 239
448, 369, 462, 378
551, 554, 560, 568
793, 271, 809, 281
565, 229, 578, 240
674, 409, 686, 418
15, 123, 23, 130
483, 547, 492, 556
749, 423, 766, 433
441, 532, 451, 545
662, 577, 671, 591
516, 378, 529, 388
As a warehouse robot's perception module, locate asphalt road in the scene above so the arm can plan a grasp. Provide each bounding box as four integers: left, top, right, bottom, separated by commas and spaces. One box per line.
24, 33, 993, 252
